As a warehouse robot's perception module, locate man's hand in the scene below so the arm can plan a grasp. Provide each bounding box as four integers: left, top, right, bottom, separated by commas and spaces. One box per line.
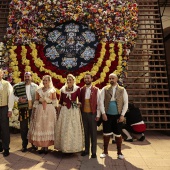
8, 111, 12, 117
77, 102, 81, 108
102, 114, 108, 121
95, 117, 100, 121
19, 97, 27, 103
118, 115, 125, 123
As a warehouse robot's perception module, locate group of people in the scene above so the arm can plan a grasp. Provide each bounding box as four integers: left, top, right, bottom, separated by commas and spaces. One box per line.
0, 68, 145, 159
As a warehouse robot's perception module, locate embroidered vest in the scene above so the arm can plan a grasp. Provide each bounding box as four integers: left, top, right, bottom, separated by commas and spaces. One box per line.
80, 86, 98, 114
0, 80, 8, 106
104, 85, 124, 114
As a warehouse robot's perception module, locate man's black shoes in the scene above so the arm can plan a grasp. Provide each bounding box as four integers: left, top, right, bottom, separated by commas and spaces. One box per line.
81, 151, 89, 156
0, 142, 3, 152
91, 154, 97, 158
124, 138, 133, 142
3, 150, 9, 157
21, 147, 28, 152
138, 135, 145, 141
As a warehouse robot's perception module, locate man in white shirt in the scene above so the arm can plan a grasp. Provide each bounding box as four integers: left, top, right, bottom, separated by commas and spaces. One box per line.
0, 69, 14, 157
13, 72, 38, 152
80, 72, 100, 158
100, 73, 128, 159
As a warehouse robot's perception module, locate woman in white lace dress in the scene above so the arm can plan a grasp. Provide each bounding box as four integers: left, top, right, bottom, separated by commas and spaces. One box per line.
28, 75, 57, 154
54, 74, 84, 153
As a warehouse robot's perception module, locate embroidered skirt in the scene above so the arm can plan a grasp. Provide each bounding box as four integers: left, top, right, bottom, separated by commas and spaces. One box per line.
28, 104, 56, 147
54, 106, 84, 153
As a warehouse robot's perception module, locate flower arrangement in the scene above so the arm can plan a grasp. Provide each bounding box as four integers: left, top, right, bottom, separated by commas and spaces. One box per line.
6, 0, 138, 129
9, 102, 20, 129
6, 0, 138, 92
0, 42, 13, 82
9, 41, 125, 93
7, 0, 138, 46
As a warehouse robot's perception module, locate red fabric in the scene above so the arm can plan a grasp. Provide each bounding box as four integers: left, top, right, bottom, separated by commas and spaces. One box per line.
59, 87, 80, 109
132, 124, 146, 133
80, 86, 98, 114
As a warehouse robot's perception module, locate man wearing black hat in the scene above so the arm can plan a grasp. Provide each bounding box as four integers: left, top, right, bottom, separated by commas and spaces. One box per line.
13, 72, 38, 152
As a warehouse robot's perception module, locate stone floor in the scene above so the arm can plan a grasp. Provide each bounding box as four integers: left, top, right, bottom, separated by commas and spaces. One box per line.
0, 131, 170, 170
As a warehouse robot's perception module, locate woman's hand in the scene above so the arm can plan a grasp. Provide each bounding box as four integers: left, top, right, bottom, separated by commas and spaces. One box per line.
63, 102, 67, 106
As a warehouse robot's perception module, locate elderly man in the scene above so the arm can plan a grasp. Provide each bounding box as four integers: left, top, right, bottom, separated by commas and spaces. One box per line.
13, 72, 38, 152
0, 69, 14, 157
100, 73, 128, 159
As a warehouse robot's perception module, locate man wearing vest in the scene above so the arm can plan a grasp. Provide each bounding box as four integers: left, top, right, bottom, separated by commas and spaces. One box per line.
0, 69, 14, 157
80, 72, 100, 158
100, 73, 128, 159
13, 72, 38, 152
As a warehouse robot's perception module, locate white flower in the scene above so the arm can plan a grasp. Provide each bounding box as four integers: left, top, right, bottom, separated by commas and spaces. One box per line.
13, 108, 19, 116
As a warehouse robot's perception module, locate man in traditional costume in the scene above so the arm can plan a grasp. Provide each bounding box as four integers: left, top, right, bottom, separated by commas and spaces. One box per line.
13, 72, 38, 152
100, 73, 128, 159
0, 69, 14, 157
80, 72, 100, 158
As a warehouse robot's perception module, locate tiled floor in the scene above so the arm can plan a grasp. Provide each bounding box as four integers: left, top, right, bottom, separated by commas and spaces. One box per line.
0, 131, 170, 170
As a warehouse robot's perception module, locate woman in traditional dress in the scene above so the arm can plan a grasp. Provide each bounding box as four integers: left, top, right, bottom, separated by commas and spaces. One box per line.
28, 75, 57, 154
54, 74, 84, 153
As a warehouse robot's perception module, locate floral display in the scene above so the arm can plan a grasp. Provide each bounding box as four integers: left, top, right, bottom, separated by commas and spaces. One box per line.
6, 0, 138, 46
6, 0, 138, 85
9, 103, 20, 129
45, 21, 99, 70
0, 43, 19, 129
9, 42, 124, 94
5, 0, 138, 128
0, 42, 13, 82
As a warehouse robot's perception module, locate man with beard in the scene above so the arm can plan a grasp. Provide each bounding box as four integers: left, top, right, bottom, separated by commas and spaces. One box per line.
80, 72, 100, 158
13, 72, 38, 152
0, 69, 14, 156
100, 73, 128, 159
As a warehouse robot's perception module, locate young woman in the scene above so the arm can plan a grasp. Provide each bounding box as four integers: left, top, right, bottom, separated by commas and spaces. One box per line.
28, 75, 57, 154
54, 74, 84, 153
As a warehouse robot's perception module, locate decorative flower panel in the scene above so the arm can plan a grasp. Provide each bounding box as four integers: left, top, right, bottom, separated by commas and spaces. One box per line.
45, 21, 98, 70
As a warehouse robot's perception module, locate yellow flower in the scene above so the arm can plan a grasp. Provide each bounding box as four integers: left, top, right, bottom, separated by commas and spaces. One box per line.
100, 72, 106, 78
103, 66, 109, 73
91, 71, 96, 76
92, 65, 98, 71
123, 62, 127, 66
9, 62, 15, 67
56, 89, 60, 95
110, 53, 116, 60
13, 66, 19, 71
109, 43, 114, 47
13, 71, 19, 77
25, 66, 31, 71
106, 60, 111, 67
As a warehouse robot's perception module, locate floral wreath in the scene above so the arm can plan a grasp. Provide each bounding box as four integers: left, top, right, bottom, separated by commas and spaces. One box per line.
6, 0, 138, 94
